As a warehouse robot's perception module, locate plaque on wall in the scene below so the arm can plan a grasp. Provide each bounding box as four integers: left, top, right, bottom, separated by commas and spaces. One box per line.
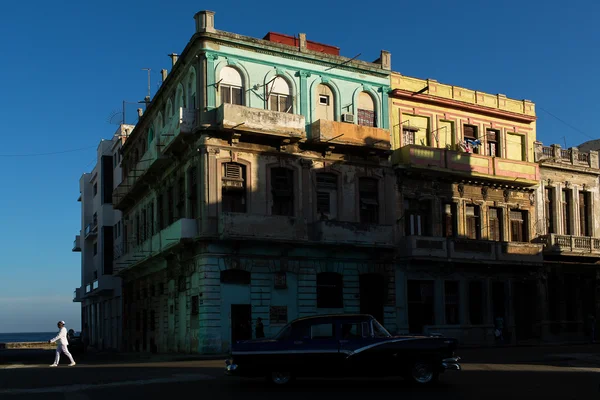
270, 306, 288, 324
274, 272, 287, 289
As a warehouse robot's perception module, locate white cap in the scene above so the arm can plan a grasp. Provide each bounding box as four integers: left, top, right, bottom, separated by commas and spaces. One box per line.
58, 321, 65, 325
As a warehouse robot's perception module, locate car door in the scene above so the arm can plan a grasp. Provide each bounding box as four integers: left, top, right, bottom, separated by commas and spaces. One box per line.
338, 320, 387, 375
288, 320, 345, 377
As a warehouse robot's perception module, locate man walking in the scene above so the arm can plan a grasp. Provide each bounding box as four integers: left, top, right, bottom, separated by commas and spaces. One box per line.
48, 321, 76, 367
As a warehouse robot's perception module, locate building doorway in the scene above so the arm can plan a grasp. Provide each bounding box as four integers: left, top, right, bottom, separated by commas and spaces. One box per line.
360, 273, 386, 323
231, 304, 252, 344
514, 280, 537, 341
407, 280, 435, 334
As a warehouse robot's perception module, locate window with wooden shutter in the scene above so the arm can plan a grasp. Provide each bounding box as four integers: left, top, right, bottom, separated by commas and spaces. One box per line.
402, 128, 416, 146
486, 129, 500, 157
562, 189, 571, 235
316, 173, 338, 218
489, 207, 503, 241
222, 163, 246, 213
359, 177, 379, 224
317, 272, 343, 309
579, 192, 591, 236
271, 167, 293, 216
510, 210, 527, 242
545, 188, 554, 234
442, 202, 456, 237
466, 205, 480, 239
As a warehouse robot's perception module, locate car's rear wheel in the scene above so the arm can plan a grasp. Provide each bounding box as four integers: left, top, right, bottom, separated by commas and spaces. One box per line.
268, 371, 293, 386
408, 360, 438, 386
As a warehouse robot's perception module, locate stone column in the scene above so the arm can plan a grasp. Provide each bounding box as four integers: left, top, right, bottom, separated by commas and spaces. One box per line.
297, 71, 312, 137
205, 54, 219, 111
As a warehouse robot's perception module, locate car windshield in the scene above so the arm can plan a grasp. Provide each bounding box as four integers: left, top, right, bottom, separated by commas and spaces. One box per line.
273, 323, 292, 340
372, 320, 392, 338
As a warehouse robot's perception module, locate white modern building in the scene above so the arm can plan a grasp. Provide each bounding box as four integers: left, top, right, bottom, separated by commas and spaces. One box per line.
73, 124, 133, 350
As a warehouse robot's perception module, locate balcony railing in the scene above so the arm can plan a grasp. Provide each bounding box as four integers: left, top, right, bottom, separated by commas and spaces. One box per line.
310, 220, 394, 247
73, 288, 81, 303
399, 236, 542, 263
545, 233, 600, 255
542, 146, 553, 158
393, 144, 540, 185
72, 235, 81, 252
219, 212, 307, 242
217, 103, 306, 139
84, 222, 97, 238
113, 218, 198, 274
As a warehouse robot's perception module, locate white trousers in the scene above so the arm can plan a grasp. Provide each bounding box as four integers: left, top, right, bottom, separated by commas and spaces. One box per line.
54, 344, 75, 365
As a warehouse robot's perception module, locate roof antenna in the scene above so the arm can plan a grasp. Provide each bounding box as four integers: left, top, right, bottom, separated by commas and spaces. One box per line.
142, 68, 151, 104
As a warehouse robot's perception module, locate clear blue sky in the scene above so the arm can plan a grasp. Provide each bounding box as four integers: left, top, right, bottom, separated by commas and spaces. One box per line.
0, 0, 597, 333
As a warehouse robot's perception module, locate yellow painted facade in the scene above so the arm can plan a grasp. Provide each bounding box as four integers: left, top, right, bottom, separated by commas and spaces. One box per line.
390, 74, 537, 164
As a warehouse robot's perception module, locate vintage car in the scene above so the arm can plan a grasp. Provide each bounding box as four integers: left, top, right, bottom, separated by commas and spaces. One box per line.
225, 314, 460, 386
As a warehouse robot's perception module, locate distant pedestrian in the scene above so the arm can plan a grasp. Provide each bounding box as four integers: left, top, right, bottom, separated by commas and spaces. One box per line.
255, 317, 265, 338
48, 321, 76, 367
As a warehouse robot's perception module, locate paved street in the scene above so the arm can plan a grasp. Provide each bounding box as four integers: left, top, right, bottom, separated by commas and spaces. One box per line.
1, 345, 600, 400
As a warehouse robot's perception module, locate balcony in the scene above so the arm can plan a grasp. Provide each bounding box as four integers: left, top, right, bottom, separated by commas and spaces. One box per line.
310, 220, 394, 247
393, 144, 540, 186
161, 107, 197, 155
73, 288, 81, 303
150, 218, 198, 251
72, 235, 81, 252
217, 103, 306, 139
310, 119, 391, 150
534, 143, 599, 169
219, 212, 307, 243
399, 236, 448, 258
84, 222, 97, 239
398, 236, 542, 264
112, 139, 169, 210
544, 233, 600, 257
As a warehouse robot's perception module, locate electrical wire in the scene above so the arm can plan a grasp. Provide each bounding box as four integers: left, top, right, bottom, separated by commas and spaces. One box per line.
0, 145, 98, 157
538, 106, 594, 141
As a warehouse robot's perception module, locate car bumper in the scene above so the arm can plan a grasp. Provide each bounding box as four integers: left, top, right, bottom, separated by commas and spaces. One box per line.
441, 357, 461, 371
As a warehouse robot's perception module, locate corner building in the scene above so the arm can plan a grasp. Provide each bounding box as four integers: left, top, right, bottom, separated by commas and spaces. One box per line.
114, 11, 397, 353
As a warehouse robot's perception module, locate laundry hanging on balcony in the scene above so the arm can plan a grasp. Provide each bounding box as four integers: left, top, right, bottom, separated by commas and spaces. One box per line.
459, 139, 482, 153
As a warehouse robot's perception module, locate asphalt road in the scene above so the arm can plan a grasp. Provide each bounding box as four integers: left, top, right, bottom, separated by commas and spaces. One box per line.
1, 346, 600, 400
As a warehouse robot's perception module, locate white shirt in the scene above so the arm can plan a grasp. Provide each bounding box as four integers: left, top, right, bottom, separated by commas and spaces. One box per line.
50, 327, 69, 346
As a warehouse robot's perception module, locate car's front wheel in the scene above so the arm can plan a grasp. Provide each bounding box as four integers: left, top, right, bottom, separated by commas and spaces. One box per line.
408, 360, 439, 386
268, 371, 293, 386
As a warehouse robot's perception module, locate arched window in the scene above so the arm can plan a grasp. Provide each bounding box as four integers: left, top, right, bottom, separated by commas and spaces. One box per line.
317, 272, 343, 308
357, 92, 376, 127
156, 113, 164, 130
219, 66, 243, 105
148, 127, 154, 147
316, 84, 334, 121
133, 149, 139, 165
267, 76, 291, 113
187, 71, 197, 110
166, 100, 173, 120
176, 86, 185, 112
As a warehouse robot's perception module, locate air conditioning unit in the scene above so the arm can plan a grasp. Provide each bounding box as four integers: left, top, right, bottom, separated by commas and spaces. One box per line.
341, 113, 355, 123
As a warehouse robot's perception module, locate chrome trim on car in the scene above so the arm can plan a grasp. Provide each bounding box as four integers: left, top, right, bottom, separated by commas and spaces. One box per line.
231, 349, 345, 356
441, 357, 461, 371
346, 337, 422, 356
